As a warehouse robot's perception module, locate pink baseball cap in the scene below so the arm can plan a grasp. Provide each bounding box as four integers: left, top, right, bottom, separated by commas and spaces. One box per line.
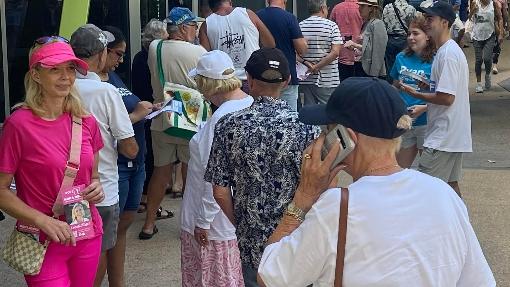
29, 41, 88, 75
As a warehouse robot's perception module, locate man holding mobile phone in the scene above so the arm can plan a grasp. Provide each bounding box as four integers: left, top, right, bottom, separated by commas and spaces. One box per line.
400, 0, 472, 197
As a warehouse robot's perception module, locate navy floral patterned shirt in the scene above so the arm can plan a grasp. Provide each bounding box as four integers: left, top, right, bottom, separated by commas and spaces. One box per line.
204, 96, 320, 269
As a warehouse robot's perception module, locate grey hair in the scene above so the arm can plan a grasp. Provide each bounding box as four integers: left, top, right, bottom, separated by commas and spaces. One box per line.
142, 19, 168, 50
308, 0, 327, 14
166, 24, 180, 37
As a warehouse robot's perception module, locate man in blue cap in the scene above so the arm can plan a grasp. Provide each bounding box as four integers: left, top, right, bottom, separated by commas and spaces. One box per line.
140, 7, 207, 240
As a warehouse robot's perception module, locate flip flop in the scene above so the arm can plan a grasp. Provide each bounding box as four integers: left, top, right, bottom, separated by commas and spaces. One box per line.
138, 226, 158, 240
156, 207, 174, 220
137, 202, 147, 213
168, 191, 183, 199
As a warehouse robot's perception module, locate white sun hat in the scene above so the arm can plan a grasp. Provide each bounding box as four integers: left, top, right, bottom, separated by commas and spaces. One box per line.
188, 50, 236, 80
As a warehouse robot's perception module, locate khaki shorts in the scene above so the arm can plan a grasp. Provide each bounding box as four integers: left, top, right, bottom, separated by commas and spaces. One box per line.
418, 147, 463, 183
401, 126, 426, 149
151, 131, 190, 166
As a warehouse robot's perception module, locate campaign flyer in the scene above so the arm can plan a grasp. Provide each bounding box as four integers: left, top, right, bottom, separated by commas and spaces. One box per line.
62, 184, 95, 241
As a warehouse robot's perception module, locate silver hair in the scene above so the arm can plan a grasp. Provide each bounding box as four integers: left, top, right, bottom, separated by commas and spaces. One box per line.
308, 0, 327, 14
166, 24, 180, 37
141, 19, 168, 50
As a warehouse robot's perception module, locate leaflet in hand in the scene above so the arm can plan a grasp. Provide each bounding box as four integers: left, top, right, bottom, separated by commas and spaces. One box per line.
62, 185, 95, 241
400, 70, 430, 85
145, 99, 184, 120
296, 62, 310, 81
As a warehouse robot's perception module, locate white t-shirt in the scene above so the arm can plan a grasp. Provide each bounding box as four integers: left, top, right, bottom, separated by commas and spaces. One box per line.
75, 72, 134, 206
259, 169, 495, 287
299, 16, 343, 88
180, 96, 254, 241
425, 39, 473, 152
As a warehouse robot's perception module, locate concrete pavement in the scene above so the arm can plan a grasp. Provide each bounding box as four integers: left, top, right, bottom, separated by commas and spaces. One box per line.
1, 42, 510, 286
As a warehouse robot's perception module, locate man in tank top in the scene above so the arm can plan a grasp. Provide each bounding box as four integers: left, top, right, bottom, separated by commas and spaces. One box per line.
199, 0, 275, 92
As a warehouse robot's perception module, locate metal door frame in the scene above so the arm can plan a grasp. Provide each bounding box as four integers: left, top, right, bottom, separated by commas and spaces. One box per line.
1, 0, 9, 120
129, 0, 142, 62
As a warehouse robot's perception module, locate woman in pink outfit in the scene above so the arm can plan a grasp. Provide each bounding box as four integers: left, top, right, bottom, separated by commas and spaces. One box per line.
0, 37, 105, 287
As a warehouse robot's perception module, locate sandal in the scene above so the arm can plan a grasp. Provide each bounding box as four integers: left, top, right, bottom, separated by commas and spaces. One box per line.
156, 207, 174, 220
138, 226, 158, 240
168, 191, 183, 198
137, 202, 147, 213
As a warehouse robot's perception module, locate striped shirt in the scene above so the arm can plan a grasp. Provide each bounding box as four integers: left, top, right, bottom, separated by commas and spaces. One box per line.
299, 16, 343, 88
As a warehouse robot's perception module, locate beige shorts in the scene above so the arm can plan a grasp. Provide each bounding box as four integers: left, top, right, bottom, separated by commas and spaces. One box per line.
151, 131, 190, 166
418, 147, 463, 183
401, 126, 426, 149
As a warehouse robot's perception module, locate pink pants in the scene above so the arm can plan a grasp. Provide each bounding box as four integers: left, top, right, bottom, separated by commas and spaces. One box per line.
24, 235, 102, 287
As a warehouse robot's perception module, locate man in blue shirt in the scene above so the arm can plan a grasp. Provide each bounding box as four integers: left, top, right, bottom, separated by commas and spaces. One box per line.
257, 0, 308, 111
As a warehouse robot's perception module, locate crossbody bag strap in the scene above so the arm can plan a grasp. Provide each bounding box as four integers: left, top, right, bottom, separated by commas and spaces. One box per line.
333, 187, 350, 287
392, 3, 409, 35
52, 116, 83, 215
156, 40, 166, 87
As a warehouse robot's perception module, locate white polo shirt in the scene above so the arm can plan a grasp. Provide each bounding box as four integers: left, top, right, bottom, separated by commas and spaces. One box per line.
259, 169, 495, 287
180, 96, 254, 240
75, 72, 134, 207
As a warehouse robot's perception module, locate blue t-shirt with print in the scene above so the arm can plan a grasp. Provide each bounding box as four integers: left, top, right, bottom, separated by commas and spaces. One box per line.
257, 7, 303, 85
107, 72, 146, 165
390, 52, 432, 127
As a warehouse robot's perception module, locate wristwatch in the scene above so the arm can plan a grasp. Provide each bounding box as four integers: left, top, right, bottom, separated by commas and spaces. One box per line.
284, 202, 306, 222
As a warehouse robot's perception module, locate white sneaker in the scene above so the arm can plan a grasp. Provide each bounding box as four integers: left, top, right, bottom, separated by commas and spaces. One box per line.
476, 84, 484, 93
492, 65, 498, 74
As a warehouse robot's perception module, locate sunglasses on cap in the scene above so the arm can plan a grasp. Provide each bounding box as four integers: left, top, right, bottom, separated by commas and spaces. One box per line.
34, 36, 69, 46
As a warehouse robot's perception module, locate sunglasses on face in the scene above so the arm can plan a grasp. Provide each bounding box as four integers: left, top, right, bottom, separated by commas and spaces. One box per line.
34, 36, 69, 46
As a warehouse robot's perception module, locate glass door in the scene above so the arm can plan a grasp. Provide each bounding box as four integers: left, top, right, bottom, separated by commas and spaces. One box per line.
1, 0, 6, 123
5, 0, 64, 112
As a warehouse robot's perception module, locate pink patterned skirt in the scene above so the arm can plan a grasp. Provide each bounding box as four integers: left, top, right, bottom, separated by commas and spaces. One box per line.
180, 230, 244, 287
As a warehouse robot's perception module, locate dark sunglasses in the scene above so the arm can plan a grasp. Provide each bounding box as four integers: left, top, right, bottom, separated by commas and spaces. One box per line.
34, 36, 69, 46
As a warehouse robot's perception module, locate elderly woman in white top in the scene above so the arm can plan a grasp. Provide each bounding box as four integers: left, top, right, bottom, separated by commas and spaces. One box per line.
257, 77, 495, 287
180, 50, 253, 287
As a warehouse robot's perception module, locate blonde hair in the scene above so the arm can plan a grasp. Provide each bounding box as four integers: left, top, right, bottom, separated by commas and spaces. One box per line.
195, 73, 242, 96
23, 45, 88, 118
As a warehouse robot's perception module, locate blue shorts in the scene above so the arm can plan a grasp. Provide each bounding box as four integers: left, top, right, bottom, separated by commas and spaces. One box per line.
118, 162, 145, 212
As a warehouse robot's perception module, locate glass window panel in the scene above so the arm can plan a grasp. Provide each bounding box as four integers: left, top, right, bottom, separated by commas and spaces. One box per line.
88, 0, 132, 88
1, 6, 4, 122
297, 0, 343, 21
5, 0, 64, 110
198, 1, 292, 15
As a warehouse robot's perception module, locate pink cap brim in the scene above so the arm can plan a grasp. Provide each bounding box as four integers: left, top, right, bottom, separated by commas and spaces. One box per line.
38, 56, 88, 75
29, 42, 89, 75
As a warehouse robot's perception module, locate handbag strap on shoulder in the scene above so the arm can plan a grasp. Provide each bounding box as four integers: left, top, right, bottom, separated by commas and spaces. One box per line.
392, 3, 409, 34
55, 116, 83, 203
334, 187, 350, 287
156, 40, 166, 87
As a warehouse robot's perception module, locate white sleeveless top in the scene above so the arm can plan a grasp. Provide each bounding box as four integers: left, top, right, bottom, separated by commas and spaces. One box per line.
206, 7, 260, 80
472, 0, 495, 41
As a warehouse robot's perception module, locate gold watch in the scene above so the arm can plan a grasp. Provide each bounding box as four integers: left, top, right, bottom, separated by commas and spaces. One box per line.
284, 202, 306, 222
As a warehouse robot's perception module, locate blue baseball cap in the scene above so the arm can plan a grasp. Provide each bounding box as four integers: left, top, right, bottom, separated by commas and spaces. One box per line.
299, 77, 408, 139
165, 7, 204, 26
